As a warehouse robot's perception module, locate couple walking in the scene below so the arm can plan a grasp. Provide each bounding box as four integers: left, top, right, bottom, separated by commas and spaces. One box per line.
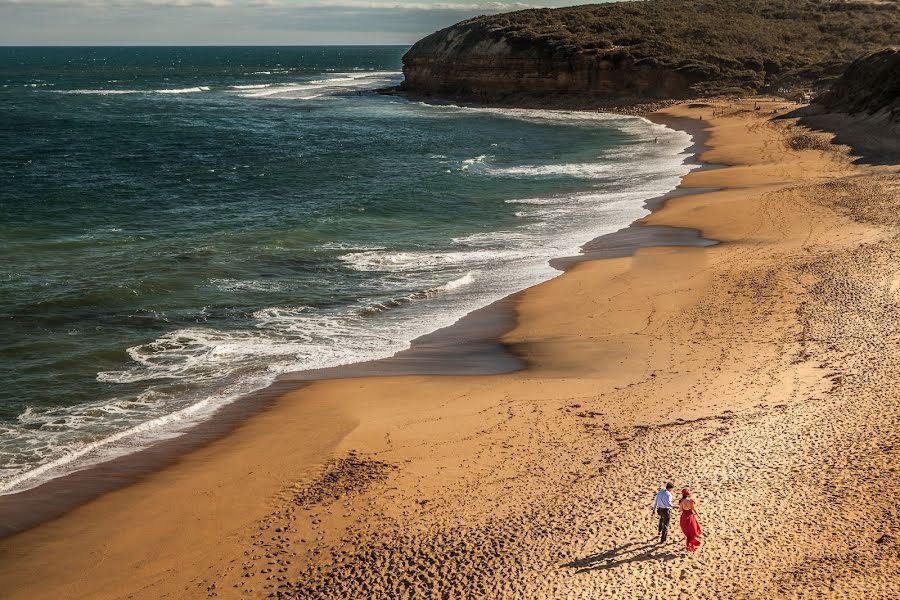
653, 482, 701, 551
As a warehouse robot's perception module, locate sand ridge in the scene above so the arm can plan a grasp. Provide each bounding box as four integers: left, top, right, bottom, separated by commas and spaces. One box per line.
1, 99, 898, 599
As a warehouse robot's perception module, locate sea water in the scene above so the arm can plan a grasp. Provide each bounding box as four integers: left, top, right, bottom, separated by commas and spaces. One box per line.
0, 46, 694, 494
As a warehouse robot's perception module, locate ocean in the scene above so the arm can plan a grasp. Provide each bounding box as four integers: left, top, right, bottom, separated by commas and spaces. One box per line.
0, 46, 694, 495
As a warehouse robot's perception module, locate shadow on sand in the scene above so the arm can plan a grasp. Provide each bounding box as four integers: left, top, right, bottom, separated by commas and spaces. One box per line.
562, 539, 679, 573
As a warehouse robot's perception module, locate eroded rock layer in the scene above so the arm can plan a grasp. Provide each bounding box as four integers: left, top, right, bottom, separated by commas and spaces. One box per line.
401, 0, 900, 106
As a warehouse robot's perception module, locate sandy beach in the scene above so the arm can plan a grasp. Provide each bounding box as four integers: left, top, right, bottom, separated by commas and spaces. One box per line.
2, 98, 898, 599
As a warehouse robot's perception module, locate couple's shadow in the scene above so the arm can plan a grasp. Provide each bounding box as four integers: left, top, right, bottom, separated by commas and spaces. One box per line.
563, 539, 678, 573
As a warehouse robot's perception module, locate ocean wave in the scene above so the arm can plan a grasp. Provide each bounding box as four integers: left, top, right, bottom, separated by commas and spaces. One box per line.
439, 271, 476, 291
316, 242, 387, 252
513, 206, 572, 219
236, 72, 400, 99
451, 230, 533, 247
155, 86, 210, 94
208, 278, 288, 293
102, 281, 486, 388
97, 327, 313, 384
0, 271, 484, 494
414, 104, 693, 156
52, 86, 211, 96
0, 377, 272, 495
250, 305, 312, 324
489, 162, 617, 178
50, 73, 399, 99
52, 89, 142, 95
339, 249, 527, 273
355, 272, 477, 317
503, 196, 565, 205
416, 103, 637, 124
460, 154, 490, 171
505, 188, 676, 209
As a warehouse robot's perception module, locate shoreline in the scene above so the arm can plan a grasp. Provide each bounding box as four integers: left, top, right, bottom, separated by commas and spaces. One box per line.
0, 109, 709, 537
3, 97, 897, 598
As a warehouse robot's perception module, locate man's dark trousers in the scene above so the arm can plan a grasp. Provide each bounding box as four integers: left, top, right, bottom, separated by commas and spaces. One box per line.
657, 508, 671, 542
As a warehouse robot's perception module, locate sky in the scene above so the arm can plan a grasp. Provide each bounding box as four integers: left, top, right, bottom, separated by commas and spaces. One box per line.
0, 0, 603, 45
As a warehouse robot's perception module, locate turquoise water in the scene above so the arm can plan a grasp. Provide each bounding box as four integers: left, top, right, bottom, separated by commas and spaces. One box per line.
0, 46, 693, 493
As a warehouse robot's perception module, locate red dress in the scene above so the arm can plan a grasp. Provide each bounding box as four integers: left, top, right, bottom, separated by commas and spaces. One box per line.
680, 501, 702, 551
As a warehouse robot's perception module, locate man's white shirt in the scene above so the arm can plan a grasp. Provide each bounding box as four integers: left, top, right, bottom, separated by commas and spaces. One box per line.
654, 489, 674, 510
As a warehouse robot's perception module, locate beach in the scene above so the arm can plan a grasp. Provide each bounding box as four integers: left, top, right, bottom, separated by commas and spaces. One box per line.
2, 98, 898, 598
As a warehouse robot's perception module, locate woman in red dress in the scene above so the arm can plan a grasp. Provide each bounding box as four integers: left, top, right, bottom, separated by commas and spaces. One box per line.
679, 489, 702, 552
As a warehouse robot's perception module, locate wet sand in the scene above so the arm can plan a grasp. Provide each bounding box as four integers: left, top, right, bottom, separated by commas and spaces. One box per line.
2, 98, 898, 599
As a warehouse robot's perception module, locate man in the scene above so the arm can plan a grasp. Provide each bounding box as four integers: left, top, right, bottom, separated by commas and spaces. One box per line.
653, 482, 675, 543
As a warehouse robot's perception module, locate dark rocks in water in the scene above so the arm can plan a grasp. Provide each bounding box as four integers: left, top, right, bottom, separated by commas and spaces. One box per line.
401, 0, 899, 107
817, 47, 900, 122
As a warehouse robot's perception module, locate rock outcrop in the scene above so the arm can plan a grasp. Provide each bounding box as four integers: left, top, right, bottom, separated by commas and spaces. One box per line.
818, 47, 900, 122
791, 46, 900, 165
401, 0, 900, 106
401, 23, 697, 106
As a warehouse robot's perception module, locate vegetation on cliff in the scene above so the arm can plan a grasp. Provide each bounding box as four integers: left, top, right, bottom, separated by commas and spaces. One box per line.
403, 0, 900, 101
817, 47, 900, 120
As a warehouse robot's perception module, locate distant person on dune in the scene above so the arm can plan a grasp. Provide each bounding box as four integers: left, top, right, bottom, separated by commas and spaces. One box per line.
653, 481, 676, 543
679, 489, 702, 552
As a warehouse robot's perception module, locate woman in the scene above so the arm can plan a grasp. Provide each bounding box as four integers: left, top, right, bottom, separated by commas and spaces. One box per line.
679, 489, 702, 552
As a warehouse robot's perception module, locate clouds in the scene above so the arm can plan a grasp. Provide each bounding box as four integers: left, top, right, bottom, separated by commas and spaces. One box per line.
0, 0, 594, 45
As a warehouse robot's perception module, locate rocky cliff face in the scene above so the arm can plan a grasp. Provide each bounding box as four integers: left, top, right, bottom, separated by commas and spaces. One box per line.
794, 47, 899, 165
401, 21, 696, 106
818, 48, 900, 122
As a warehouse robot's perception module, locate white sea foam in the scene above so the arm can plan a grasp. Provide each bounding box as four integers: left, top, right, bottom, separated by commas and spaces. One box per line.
97, 328, 313, 384
416, 102, 633, 123
236, 72, 400, 99
155, 86, 210, 94
451, 230, 534, 246
53, 89, 143, 95
490, 162, 618, 178
52, 86, 211, 96
0, 376, 274, 495
53, 73, 397, 101
339, 249, 529, 273
439, 271, 476, 291
460, 154, 489, 171
317, 242, 387, 252
503, 196, 564, 205
208, 278, 288, 293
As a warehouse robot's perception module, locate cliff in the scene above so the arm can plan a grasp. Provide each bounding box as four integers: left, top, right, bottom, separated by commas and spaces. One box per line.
788, 45, 900, 165
401, 0, 900, 106
817, 47, 900, 122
